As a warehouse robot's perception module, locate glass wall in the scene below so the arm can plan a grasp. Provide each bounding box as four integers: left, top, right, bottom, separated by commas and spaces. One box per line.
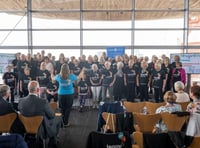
0, 0, 200, 84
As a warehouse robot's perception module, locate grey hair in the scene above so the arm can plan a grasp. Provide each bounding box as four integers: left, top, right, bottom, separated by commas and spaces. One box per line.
28, 81, 40, 93
0, 85, 10, 97
174, 81, 185, 91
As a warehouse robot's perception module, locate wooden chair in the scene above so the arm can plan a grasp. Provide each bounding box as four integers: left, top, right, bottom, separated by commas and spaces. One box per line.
132, 131, 143, 148
177, 101, 190, 111
49, 102, 58, 112
189, 136, 200, 148
0, 113, 17, 134
123, 101, 145, 113
145, 102, 165, 114
18, 114, 45, 147
102, 112, 116, 133
133, 113, 161, 133
161, 112, 187, 131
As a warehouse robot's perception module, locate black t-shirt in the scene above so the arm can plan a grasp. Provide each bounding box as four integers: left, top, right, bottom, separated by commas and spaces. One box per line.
46, 81, 59, 92
124, 67, 138, 84
152, 69, 166, 88
101, 68, 113, 86
17, 60, 30, 74
138, 69, 150, 85
37, 70, 50, 87
90, 70, 102, 86
172, 68, 181, 83
12, 59, 19, 74
2, 72, 15, 88
20, 74, 31, 89
71, 65, 81, 76
78, 80, 88, 94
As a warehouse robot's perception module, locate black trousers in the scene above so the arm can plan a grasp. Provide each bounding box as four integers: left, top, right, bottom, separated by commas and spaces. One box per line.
58, 94, 74, 125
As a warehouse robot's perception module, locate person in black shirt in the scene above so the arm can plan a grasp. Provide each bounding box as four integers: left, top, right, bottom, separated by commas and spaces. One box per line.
46, 74, 59, 102
124, 60, 138, 102
90, 64, 102, 108
71, 59, 81, 76
55, 53, 66, 74
17, 54, 30, 78
11, 52, 20, 95
137, 61, 151, 102
113, 61, 125, 101
36, 62, 50, 87
78, 73, 90, 112
2, 65, 16, 102
101, 61, 116, 102
19, 67, 32, 98
162, 57, 173, 93
152, 62, 166, 102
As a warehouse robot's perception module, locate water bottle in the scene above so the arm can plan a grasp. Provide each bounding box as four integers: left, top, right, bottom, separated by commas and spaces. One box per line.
143, 106, 148, 115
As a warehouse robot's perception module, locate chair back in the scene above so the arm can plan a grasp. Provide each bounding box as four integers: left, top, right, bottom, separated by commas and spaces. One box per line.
132, 131, 143, 148
189, 136, 200, 148
0, 113, 17, 133
123, 101, 145, 113
49, 102, 58, 111
18, 114, 43, 134
145, 102, 165, 114
177, 102, 190, 111
161, 112, 186, 131
133, 113, 161, 133
102, 112, 116, 133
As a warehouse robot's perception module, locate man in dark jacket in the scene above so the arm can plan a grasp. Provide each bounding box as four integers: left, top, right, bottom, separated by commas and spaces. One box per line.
0, 84, 24, 135
18, 81, 62, 147
0, 84, 15, 115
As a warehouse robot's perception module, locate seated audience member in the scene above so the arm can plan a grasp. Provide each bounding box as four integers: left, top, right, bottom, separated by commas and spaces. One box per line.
0, 85, 15, 115
156, 91, 182, 113
0, 84, 24, 135
174, 81, 190, 103
155, 91, 182, 132
186, 85, 200, 136
18, 81, 62, 147
186, 85, 200, 113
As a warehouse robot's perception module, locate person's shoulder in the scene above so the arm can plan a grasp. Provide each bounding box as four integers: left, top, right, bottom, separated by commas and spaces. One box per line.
155, 106, 165, 113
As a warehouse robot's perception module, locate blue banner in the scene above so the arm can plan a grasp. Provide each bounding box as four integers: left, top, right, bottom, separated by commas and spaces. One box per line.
107, 47, 125, 58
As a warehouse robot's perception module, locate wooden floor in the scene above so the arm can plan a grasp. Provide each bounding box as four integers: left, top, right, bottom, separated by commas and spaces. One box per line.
58, 108, 98, 148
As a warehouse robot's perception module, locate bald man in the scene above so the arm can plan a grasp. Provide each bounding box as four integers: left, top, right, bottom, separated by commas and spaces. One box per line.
18, 81, 61, 147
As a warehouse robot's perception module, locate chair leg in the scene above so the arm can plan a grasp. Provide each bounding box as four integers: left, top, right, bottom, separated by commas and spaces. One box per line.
43, 139, 46, 148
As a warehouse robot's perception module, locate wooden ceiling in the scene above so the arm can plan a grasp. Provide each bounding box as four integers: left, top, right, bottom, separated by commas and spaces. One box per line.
0, 0, 200, 20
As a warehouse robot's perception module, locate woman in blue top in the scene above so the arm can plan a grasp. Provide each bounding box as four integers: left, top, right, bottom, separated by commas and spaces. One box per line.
55, 63, 77, 127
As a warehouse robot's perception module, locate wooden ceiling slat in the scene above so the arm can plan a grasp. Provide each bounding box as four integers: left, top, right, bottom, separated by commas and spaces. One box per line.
0, 0, 199, 20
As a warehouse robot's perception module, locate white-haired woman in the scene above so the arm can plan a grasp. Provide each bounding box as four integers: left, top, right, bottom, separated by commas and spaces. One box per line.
174, 81, 190, 103
90, 64, 102, 108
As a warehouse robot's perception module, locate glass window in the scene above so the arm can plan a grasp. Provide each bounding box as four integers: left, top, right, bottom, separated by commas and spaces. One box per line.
135, 13, 184, 29
83, 19, 131, 29
32, 15, 80, 29
135, 30, 183, 46
0, 31, 27, 46
33, 31, 80, 45
0, 13, 27, 29
83, 30, 131, 46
